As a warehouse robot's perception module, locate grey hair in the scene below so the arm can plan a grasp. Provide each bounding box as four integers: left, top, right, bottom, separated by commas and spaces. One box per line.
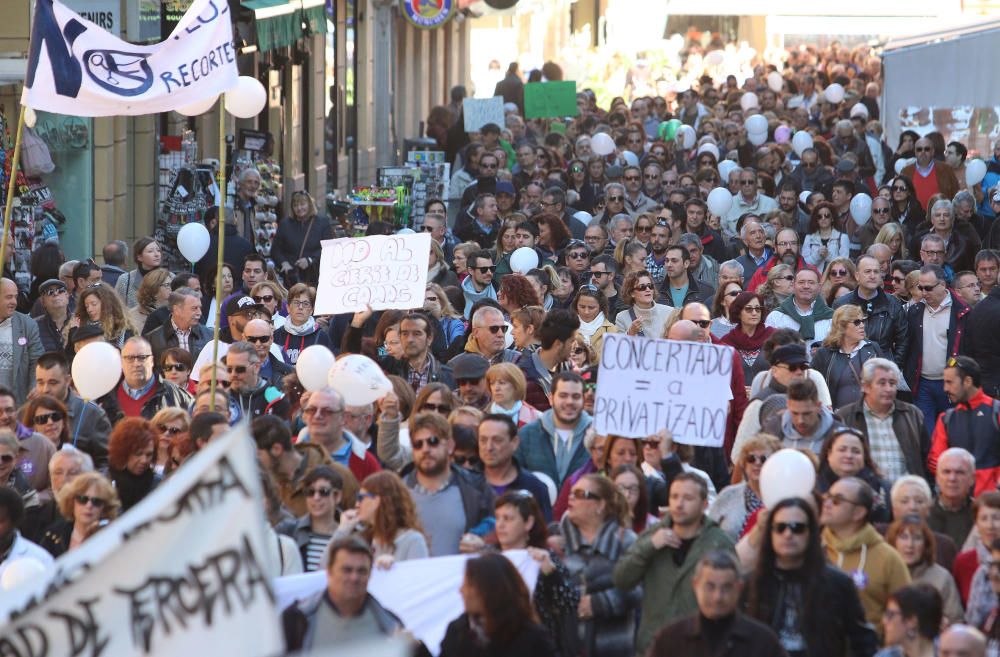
719, 260, 745, 277
677, 233, 703, 251
168, 286, 200, 310
953, 190, 976, 208
729, 166, 744, 180
694, 549, 742, 579
890, 474, 931, 502
861, 357, 902, 384
939, 446, 976, 472
740, 220, 763, 241
58, 260, 80, 278
835, 119, 854, 133
930, 199, 954, 218
919, 263, 947, 283
920, 233, 946, 249
865, 244, 891, 259
227, 340, 260, 363
604, 182, 625, 196
609, 214, 633, 230
472, 305, 504, 327
49, 445, 95, 476
238, 168, 261, 182
941, 624, 987, 652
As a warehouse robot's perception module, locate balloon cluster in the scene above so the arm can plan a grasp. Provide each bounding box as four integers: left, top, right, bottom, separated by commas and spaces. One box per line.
175, 76, 267, 118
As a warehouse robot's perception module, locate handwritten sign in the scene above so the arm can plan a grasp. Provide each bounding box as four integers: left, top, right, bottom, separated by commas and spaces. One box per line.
0, 425, 284, 657
315, 233, 431, 315
524, 81, 578, 119
462, 96, 505, 132
594, 334, 734, 444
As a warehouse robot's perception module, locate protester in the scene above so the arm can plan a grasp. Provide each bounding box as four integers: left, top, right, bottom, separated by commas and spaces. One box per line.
886, 515, 964, 624
334, 470, 428, 566
39, 471, 120, 557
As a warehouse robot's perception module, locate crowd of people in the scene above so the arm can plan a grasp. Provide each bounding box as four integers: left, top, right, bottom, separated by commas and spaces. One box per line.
5, 36, 1000, 657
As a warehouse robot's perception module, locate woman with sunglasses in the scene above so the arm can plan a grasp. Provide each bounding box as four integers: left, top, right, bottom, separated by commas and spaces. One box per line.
108, 418, 160, 513
811, 305, 884, 409
335, 471, 428, 568
889, 175, 925, 236
568, 158, 599, 213
886, 516, 964, 624
552, 473, 639, 657
250, 280, 287, 330
150, 407, 190, 477
21, 394, 69, 449
803, 202, 850, 271
273, 190, 333, 287
709, 433, 781, 541
709, 280, 743, 340
632, 214, 655, 249
573, 287, 618, 357
757, 263, 794, 314
615, 270, 672, 339
40, 472, 120, 558
280, 465, 343, 572
721, 292, 774, 386
819, 257, 857, 307
816, 427, 891, 522
158, 346, 195, 393
745, 497, 878, 657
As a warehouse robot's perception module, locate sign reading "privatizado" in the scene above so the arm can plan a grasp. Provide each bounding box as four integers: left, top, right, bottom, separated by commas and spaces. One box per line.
315, 233, 431, 315
594, 333, 733, 445
0, 425, 284, 657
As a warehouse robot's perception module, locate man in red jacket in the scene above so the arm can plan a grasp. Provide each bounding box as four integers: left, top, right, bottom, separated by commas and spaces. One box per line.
928, 356, 1000, 496
303, 388, 381, 484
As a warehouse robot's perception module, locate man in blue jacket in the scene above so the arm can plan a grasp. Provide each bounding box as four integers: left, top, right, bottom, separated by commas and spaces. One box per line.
515, 371, 593, 488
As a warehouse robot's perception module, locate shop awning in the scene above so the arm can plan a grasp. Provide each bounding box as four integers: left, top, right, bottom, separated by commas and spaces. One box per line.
241, 0, 328, 53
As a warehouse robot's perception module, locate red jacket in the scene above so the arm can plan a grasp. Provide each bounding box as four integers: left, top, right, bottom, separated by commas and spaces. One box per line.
710, 337, 749, 463
928, 389, 1000, 496
746, 255, 817, 293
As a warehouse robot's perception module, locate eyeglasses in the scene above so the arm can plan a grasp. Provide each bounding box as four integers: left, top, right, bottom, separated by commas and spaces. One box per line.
571, 489, 600, 501
43, 287, 67, 296
634, 283, 655, 292
123, 354, 153, 363
75, 494, 107, 509
891, 275, 906, 284
850, 318, 866, 327
454, 454, 482, 468
305, 486, 334, 498
917, 283, 941, 292
690, 319, 711, 329
163, 363, 188, 373
420, 403, 452, 414
157, 424, 185, 436
772, 521, 808, 535
829, 269, 848, 277
873, 208, 890, 215
253, 295, 275, 304
745, 454, 768, 465
33, 411, 64, 425
777, 363, 810, 373
567, 251, 589, 260
823, 492, 862, 507
245, 335, 271, 344
739, 179, 756, 186
302, 406, 342, 418
775, 275, 795, 282
607, 195, 624, 202
742, 305, 762, 313
226, 365, 251, 374
617, 483, 641, 495
412, 435, 443, 450
776, 241, 797, 248
920, 249, 945, 257
474, 266, 496, 274
816, 212, 833, 219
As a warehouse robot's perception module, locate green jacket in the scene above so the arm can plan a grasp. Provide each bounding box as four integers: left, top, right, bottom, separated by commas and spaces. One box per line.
612, 515, 735, 654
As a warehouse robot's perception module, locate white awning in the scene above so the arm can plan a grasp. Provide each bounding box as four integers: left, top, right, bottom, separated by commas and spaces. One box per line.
0, 58, 26, 83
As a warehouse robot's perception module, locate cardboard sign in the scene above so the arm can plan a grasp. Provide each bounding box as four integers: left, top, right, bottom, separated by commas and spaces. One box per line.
594, 334, 733, 444
462, 96, 505, 132
314, 233, 431, 315
524, 81, 578, 119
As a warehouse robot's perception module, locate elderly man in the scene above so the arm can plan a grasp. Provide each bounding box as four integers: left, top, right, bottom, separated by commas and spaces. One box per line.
242, 318, 292, 389
233, 168, 262, 243
829, 119, 876, 181
911, 199, 981, 274
927, 446, 977, 547
833, 255, 908, 365
835, 358, 928, 483
459, 306, 520, 366
765, 268, 833, 348
678, 233, 719, 287
225, 341, 290, 420
718, 260, 745, 288
593, 183, 627, 226
902, 137, 960, 209
33, 279, 71, 353
721, 168, 777, 239
608, 214, 634, 246
146, 287, 208, 363
787, 147, 834, 193
303, 387, 379, 484
733, 221, 772, 285
0, 279, 42, 405
115, 337, 192, 420
939, 625, 987, 657
622, 165, 658, 218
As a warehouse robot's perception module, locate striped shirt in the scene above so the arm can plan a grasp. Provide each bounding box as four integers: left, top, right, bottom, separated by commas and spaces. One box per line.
304, 531, 332, 572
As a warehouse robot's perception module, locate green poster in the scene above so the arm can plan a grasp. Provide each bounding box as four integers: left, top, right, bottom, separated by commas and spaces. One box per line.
524, 81, 578, 119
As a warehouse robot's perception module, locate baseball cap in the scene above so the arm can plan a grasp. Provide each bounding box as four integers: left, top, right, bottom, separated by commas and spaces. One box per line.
71, 323, 106, 346
225, 295, 263, 317
771, 343, 808, 367
496, 181, 516, 196
39, 278, 67, 295
450, 353, 490, 380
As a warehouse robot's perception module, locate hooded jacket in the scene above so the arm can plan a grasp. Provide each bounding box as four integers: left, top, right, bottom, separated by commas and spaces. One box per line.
515, 410, 593, 488
821, 523, 912, 626
232, 377, 290, 420
762, 406, 837, 456
460, 276, 498, 319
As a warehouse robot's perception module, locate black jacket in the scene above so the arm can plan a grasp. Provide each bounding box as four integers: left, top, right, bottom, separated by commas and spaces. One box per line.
965, 287, 1000, 397
835, 399, 930, 481
147, 320, 211, 365
439, 614, 554, 657
810, 342, 883, 409
402, 464, 495, 534
33, 312, 68, 353
232, 378, 291, 420
833, 288, 908, 367
658, 275, 715, 307
649, 612, 788, 657
194, 223, 255, 282
901, 291, 970, 393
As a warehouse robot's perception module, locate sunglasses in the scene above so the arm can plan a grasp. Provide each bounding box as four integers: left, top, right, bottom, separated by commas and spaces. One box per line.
634, 283, 655, 292
412, 435, 443, 450
892, 186, 908, 192
779, 363, 810, 372
745, 454, 768, 465
252, 295, 275, 304
572, 348, 587, 356
917, 283, 940, 292
570, 166, 584, 173
303, 406, 341, 418
624, 175, 641, 182
420, 403, 452, 414
305, 486, 334, 498
163, 363, 188, 373
690, 319, 711, 329
891, 275, 906, 284
642, 440, 660, 449
454, 454, 482, 468
43, 287, 67, 296
850, 318, 866, 327
571, 489, 600, 501
802, 162, 817, 169
567, 251, 589, 260
607, 195, 624, 202
75, 494, 107, 509
157, 424, 184, 436
226, 365, 250, 374
245, 335, 270, 344
829, 269, 848, 277
0, 454, 13, 464
873, 208, 890, 214
772, 521, 808, 535
33, 411, 64, 425
474, 266, 497, 274
420, 225, 435, 232
635, 226, 652, 234
477, 324, 505, 335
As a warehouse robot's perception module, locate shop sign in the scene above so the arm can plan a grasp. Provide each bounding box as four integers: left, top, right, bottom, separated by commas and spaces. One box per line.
399, 0, 455, 29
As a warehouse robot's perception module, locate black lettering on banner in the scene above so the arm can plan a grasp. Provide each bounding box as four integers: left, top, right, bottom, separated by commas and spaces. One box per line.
600, 334, 732, 377
48, 597, 108, 657
0, 624, 48, 657
114, 534, 273, 653
595, 395, 727, 438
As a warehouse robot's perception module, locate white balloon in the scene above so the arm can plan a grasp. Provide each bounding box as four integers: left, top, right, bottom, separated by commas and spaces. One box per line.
747, 129, 768, 146
71, 342, 123, 400
740, 92, 759, 111
744, 114, 768, 134
717, 159, 739, 182
697, 142, 720, 161
850, 193, 873, 226
824, 83, 845, 104
328, 354, 392, 406
791, 131, 814, 157
176, 222, 211, 262
176, 94, 219, 117
966, 159, 988, 187
590, 132, 615, 156
296, 345, 336, 392
894, 158, 908, 175
767, 71, 783, 93
510, 247, 539, 274
706, 187, 733, 217
799, 190, 811, 204
678, 125, 696, 149
760, 449, 817, 508
621, 151, 639, 167
225, 76, 267, 119
704, 50, 725, 66
1, 557, 47, 591
23, 107, 37, 129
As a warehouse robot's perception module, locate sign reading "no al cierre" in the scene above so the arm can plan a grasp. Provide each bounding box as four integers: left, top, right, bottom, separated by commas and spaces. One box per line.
594, 334, 734, 445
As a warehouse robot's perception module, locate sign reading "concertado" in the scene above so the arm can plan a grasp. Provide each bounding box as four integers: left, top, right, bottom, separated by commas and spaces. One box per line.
594, 333, 733, 445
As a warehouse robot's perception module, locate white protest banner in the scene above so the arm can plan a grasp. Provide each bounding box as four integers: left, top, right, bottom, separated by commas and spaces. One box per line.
314, 233, 431, 316
0, 425, 284, 657
594, 333, 734, 445
274, 550, 540, 656
462, 96, 505, 132
23, 0, 237, 116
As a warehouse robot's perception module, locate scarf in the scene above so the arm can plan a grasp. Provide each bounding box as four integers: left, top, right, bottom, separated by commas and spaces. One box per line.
577, 312, 606, 343
722, 323, 773, 352
776, 295, 834, 340
968, 541, 996, 627
740, 485, 763, 536
428, 261, 444, 283
283, 315, 316, 336
489, 400, 522, 423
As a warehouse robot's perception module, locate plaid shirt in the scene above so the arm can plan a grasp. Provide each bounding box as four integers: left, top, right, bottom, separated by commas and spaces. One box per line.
645, 253, 667, 284
863, 403, 908, 483
172, 321, 190, 352
407, 358, 431, 393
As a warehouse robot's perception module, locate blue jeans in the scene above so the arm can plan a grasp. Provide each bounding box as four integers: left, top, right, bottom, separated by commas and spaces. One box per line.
915, 377, 952, 433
